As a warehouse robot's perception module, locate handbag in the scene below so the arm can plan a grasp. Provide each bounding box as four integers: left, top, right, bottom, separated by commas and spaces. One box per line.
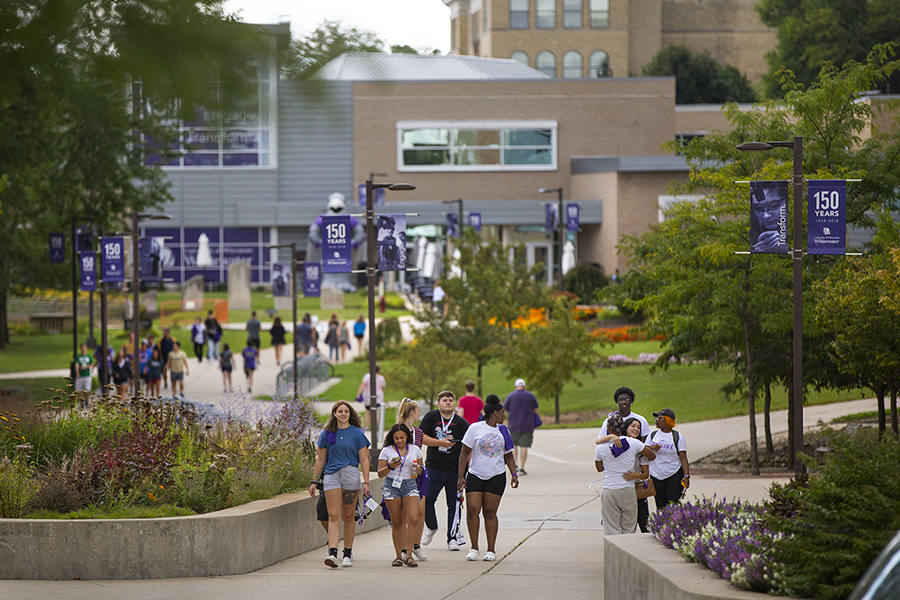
635, 478, 656, 500
533, 413, 543, 428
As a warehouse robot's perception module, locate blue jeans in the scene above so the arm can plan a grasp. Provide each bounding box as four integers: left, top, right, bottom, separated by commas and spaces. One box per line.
207, 339, 219, 361
424, 468, 460, 542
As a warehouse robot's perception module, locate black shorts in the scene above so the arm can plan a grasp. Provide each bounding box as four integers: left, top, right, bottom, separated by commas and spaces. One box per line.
247, 338, 261, 349
465, 473, 506, 497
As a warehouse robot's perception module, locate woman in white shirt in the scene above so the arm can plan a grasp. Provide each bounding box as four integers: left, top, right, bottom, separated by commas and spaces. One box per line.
457, 395, 519, 562
357, 364, 387, 408
647, 408, 690, 511
377, 423, 424, 567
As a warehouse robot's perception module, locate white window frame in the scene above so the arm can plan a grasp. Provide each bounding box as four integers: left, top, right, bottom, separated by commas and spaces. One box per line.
397, 120, 558, 172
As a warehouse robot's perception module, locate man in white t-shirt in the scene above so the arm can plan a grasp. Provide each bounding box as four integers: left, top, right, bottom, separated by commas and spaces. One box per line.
594, 414, 656, 535
647, 408, 690, 511
597, 386, 651, 441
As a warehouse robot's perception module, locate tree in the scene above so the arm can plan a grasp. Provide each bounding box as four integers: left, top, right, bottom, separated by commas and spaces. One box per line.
757, 0, 900, 97
388, 339, 473, 409
0, 0, 258, 348
281, 20, 385, 80
640, 45, 757, 104
501, 295, 600, 424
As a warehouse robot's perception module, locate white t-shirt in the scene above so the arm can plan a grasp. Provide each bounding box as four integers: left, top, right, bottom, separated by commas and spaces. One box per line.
597, 412, 651, 439
462, 421, 511, 480
379, 444, 424, 480
594, 438, 646, 490
361, 373, 386, 406
647, 430, 687, 479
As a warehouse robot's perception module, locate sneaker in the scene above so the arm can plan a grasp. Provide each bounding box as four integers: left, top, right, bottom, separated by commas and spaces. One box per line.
325, 554, 339, 568
466, 549, 479, 561
343, 556, 352, 567
483, 551, 497, 561
448, 539, 460, 551
518, 468, 528, 475
422, 528, 436, 546
413, 547, 427, 561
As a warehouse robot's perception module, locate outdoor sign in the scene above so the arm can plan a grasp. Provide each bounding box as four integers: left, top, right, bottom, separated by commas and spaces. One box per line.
566, 203, 580, 231
377, 214, 407, 272
140, 237, 166, 283
545, 203, 558, 235
749, 181, 789, 254
75, 224, 93, 253
80, 251, 97, 291
468, 212, 482, 233
100, 236, 125, 282
358, 184, 385, 207
272, 261, 292, 297
807, 180, 846, 255
321, 215, 352, 273
303, 261, 321, 297
49, 233, 65, 263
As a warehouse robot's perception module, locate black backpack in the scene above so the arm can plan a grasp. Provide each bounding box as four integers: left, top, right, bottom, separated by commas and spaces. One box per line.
649, 429, 680, 448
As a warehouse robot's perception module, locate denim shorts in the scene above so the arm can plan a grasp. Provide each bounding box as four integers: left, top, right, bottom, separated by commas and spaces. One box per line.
323, 465, 361, 491
382, 477, 419, 499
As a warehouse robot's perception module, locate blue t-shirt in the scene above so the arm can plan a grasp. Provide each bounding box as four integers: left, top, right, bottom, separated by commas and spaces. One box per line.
504, 389, 539, 433
317, 426, 370, 474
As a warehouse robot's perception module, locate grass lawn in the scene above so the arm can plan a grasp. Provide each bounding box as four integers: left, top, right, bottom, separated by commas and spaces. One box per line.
0, 377, 73, 401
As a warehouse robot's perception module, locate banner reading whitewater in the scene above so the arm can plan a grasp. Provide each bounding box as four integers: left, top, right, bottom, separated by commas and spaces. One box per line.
749, 181, 789, 254
807, 180, 846, 255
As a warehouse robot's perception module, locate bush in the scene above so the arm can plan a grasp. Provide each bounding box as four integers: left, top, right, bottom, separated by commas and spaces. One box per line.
563, 263, 609, 304
374, 316, 404, 356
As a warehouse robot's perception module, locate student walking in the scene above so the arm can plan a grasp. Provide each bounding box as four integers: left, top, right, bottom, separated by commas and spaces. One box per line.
220, 343, 235, 392
191, 316, 206, 362
166, 341, 189, 397
270, 316, 286, 366
241, 340, 259, 394
421, 391, 467, 552
647, 408, 690, 511
377, 423, 424, 567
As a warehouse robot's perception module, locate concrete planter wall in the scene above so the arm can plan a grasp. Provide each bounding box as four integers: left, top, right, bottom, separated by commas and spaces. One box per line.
604, 533, 803, 600
0, 482, 386, 580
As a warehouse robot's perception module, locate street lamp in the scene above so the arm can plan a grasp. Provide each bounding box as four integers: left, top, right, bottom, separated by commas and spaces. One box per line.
364, 178, 415, 464
267, 243, 299, 400
539, 187, 565, 292
132, 211, 172, 396
737, 136, 804, 475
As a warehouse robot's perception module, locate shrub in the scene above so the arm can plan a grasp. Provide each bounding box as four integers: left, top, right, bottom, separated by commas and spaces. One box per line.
0, 444, 39, 518
563, 263, 609, 304
374, 316, 404, 356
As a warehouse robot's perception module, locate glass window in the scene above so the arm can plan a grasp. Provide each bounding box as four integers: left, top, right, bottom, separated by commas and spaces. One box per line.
590, 50, 610, 77
536, 51, 556, 78
564, 0, 583, 28
510, 0, 528, 29
563, 51, 583, 78
510, 51, 529, 66
536, 0, 555, 28
590, 0, 609, 28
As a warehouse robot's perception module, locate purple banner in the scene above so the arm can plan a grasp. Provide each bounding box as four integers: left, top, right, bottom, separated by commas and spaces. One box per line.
101, 237, 126, 282
304, 262, 321, 297
545, 203, 558, 235
358, 184, 386, 207
378, 214, 407, 272
808, 180, 846, 255
80, 251, 97, 291
272, 261, 292, 297
140, 237, 165, 283
446, 213, 459, 237
566, 203, 580, 231
49, 233, 65, 263
749, 181, 789, 254
75, 224, 93, 253
468, 212, 482, 233
321, 215, 353, 273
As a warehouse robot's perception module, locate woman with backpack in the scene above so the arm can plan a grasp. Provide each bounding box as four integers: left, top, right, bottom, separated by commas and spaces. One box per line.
646, 408, 690, 511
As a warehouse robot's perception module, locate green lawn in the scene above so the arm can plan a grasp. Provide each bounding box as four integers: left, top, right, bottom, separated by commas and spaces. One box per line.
0, 377, 73, 401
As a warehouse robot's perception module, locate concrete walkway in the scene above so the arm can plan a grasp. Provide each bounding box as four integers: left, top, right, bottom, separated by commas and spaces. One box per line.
0, 395, 878, 597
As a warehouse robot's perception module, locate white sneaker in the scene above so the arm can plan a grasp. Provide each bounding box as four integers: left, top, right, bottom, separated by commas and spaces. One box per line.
325, 554, 339, 568
343, 555, 352, 567
448, 538, 460, 551
422, 528, 436, 546
466, 549, 479, 561
483, 551, 497, 561
413, 547, 427, 561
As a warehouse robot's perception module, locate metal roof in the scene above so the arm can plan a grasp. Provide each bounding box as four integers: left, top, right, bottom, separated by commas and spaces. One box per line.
361, 199, 602, 227
315, 53, 551, 82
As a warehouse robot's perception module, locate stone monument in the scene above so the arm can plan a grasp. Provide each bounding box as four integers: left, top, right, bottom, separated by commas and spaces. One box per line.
321, 287, 345, 310
182, 275, 204, 311
140, 290, 159, 318
228, 261, 252, 310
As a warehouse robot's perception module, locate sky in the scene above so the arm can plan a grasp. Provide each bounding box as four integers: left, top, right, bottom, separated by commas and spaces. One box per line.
222, 0, 452, 54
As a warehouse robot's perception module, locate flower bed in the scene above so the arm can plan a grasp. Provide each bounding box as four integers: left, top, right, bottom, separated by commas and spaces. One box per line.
590, 325, 664, 344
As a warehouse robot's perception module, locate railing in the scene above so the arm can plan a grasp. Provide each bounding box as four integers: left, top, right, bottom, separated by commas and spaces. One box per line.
8, 298, 127, 322
276, 354, 336, 397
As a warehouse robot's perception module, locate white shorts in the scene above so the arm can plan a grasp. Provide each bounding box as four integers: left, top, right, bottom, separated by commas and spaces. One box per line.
75, 376, 92, 392
323, 465, 361, 491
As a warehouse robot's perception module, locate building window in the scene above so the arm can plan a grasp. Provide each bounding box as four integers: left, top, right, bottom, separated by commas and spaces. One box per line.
510, 51, 530, 66
536, 0, 555, 28
510, 0, 528, 29
590, 50, 610, 77
563, 51, 583, 78
590, 0, 609, 28
398, 121, 557, 172
564, 0, 583, 28
536, 51, 556, 77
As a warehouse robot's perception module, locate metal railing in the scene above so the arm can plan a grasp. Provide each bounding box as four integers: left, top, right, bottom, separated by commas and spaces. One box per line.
276, 354, 336, 397
8, 298, 127, 321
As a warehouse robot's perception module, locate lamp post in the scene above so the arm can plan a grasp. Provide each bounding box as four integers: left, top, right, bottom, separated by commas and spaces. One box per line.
364, 178, 415, 465
737, 136, 804, 476
70, 218, 94, 380
442, 198, 464, 238
267, 242, 299, 400
131, 212, 172, 396
539, 187, 565, 292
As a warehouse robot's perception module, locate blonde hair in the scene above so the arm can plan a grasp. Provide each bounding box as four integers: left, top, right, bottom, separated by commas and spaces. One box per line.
396, 398, 419, 424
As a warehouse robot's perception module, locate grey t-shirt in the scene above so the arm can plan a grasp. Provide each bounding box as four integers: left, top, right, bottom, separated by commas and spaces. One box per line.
246, 318, 261, 340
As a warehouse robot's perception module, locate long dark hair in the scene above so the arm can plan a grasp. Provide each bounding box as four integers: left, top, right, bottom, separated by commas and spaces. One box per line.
384, 423, 412, 448
325, 400, 363, 432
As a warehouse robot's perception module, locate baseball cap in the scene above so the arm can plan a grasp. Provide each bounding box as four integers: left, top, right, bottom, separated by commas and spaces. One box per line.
653, 408, 676, 420
514, 378, 526, 387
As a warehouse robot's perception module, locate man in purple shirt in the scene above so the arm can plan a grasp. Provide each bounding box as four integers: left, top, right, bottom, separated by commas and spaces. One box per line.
503, 378, 540, 475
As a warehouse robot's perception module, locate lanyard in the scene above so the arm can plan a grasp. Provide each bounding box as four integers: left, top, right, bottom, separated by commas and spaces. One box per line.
439, 414, 452, 437
392, 445, 409, 473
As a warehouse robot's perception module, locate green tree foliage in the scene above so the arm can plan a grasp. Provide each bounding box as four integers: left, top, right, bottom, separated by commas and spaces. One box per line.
0, 0, 258, 348
562, 263, 609, 304
640, 45, 757, 104
757, 0, 900, 97
501, 296, 600, 424
281, 20, 385, 80
388, 339, 472, 409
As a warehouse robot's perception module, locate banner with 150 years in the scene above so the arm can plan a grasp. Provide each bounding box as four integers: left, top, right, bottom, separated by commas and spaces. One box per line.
807, 180, 846, 255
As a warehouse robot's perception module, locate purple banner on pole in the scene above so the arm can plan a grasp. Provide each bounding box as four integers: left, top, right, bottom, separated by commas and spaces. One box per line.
100, 237, 125, 282
80, 251, 97, 291
468, 212, 482, 232
321, 215, 353, 273
140, 237, 166, 283
378, 214, 407, 272
304, 262, 321, 297
49, 233, 65, 263
358, 184, 385, 207
446, 213, 459, 237
272, 261, 292, 297
566, 203, 580, 231
545, 203, 558, 235
749, 181, 789, 254
808, 180, 846, 255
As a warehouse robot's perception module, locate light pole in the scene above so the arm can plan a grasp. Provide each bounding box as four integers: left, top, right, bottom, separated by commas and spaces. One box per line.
442, 198, 464, 237
132, 211, 172, 396
737, 136, 804, 475
267, 242, 299, 400
364, 178, 415, 465
539, 187, 565, 292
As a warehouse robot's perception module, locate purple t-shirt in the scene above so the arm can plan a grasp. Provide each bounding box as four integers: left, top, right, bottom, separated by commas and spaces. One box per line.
503, 389, 539, 434
241, 347, 258, 370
